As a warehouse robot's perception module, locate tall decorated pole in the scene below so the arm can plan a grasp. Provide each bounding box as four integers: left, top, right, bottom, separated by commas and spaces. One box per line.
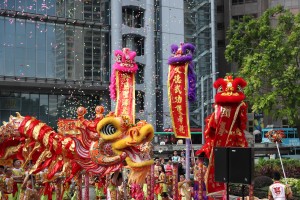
110, 48, 138, 124
265, 130, 287, 183
109, 48, 138, 199
110, 48, 152, 198
168, 43, 196, 199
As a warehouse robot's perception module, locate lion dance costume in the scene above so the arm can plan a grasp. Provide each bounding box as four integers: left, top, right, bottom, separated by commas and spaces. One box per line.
196, 75, 248, 195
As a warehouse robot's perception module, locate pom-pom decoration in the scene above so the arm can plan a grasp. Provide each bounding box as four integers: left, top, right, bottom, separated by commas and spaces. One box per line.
265, 129, 286, 143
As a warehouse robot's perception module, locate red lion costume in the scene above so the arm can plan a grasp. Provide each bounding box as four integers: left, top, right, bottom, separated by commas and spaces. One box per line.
196, 76, 248, 195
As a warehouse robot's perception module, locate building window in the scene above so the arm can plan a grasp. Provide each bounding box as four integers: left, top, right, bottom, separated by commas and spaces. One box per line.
232, 14, 257, 21
245, 0, 257, 3
232, 0, 244, 5
136, 63, 145, 84
232, 15, 244, 21
282, 119, 289, 128
136, 91, 144, 112
0, 91, 110, 129
122, 7, 144, 28
217, 40, 225, 47
122, 35, 145, 56
134, 37, 144, 56
217, 5, 224, 13
0, 0, 110, 23
217, 23, 224, 30
0, 16, 110, 82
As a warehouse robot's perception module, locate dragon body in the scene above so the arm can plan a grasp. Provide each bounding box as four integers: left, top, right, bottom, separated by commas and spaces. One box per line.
0, 106, 154, 184
196, 76, 248, 194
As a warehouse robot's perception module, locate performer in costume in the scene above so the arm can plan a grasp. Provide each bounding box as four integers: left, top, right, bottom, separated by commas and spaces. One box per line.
20, 175, 39, 200
3, 168, 14, 200
94, 176, 106, 199
196, 75, 248, 195
0, 165, 5, 200
107, 172, 123, 200
164, 159, 173, 195
178, 175, 192, 200
12, 159, 24, 200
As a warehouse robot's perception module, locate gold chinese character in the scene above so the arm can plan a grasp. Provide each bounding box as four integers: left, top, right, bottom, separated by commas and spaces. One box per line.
123, 81, 130, 90
221, 106, 231, 118
174, 67, 182, 74
122, 91, 129, 98
174, 95, 182, 104
122, 99, 129, 107
173, 74, 182, 84
178, 115, 183, 123
121, 107, 129, 115
179, 125, 184, 133
174, 85, 182, 94
175, 105, 182, 113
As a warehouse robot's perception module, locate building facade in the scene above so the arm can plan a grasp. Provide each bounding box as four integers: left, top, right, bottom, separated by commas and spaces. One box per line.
1, 0, 296, 144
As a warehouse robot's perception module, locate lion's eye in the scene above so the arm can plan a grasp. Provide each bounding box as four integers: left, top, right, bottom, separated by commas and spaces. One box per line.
101, 124, 117, 135
217, 86, 223, 93
237, 85, 243, 92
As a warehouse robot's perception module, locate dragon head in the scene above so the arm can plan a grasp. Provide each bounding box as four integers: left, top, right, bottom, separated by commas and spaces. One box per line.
0, 113, 24, 139
214, 76, 247, 104
96, 115, 154, 167
74, 109, 154, 184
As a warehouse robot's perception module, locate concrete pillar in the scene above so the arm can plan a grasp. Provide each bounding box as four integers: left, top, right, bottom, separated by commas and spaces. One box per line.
144, 0, 156, 128
110, 0, 122, 111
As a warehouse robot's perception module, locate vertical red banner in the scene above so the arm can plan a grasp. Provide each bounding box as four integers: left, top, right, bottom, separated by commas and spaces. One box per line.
168, 64, 191, 138
115, 71, 136, 124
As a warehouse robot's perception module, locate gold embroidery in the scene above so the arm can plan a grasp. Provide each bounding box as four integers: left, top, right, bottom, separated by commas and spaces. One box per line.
24, 119, 33, 134
218, 122, 227, 135
43, 131, 52, 146
32, 123, 45, 140
221, 106, 231, 118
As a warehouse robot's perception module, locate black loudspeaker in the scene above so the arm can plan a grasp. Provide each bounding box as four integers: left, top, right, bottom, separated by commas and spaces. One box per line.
214, 147, 228, 183
228, 147, 254, 184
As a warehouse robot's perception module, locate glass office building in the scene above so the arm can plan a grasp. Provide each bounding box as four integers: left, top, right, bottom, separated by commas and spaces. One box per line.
0, 1, 111, 127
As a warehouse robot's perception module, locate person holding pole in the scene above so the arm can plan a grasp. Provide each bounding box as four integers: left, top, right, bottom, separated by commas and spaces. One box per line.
268, 171, 293, 200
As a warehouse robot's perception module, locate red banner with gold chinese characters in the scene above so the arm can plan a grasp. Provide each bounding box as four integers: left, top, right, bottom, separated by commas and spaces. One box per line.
115, 71, 135, 124
168, 63, 191, 138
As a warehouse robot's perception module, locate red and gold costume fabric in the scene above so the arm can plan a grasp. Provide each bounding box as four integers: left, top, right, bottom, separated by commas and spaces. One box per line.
167, 43, 196, 138
168, 64, 191, 138
196, 76, 248, 195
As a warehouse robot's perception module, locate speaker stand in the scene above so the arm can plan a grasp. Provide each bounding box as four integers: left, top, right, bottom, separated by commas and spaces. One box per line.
226, 182, 229, 200
241, 184, 245, 200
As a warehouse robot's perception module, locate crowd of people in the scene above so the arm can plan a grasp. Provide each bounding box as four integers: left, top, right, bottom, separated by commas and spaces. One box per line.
0, 150, 203, 200
153, 150, 206, 200
0, 160, 40, 200
0, 153, 293, 200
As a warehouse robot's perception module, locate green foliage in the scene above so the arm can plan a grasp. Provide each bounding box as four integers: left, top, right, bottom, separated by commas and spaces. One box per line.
255, 158, 300, 178
253, 176, 273, 188
225, 5, 300, 126
285, 178, 300, 197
